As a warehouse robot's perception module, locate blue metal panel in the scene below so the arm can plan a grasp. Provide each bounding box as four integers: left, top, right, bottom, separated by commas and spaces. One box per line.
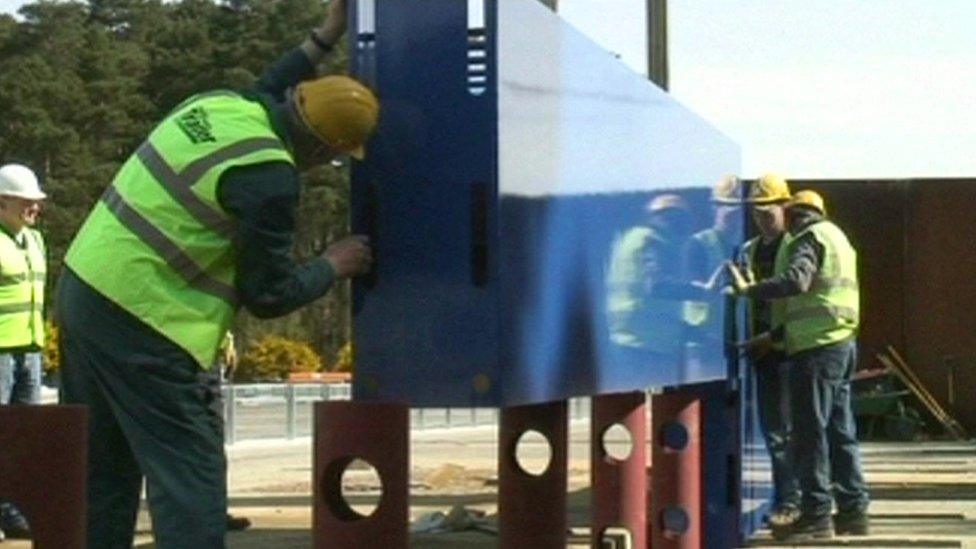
350, 0, 502, 406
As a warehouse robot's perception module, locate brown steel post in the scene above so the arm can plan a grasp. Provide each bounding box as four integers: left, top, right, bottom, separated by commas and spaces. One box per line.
650, 392, 702, 548
0, 405, 87, 549
591, 392, 648, 549
313, 401, 408, 549
499, 400, 568, 549
646, 0, 669, 89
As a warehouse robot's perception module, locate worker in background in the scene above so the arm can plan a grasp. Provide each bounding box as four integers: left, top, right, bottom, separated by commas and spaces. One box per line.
216, 330, 249, 532
729, 190, 869, 541
737, 174, 801, 535
684, 175, 743, 365
607, 193, 695, 369
0, 163, 47, 542
58, 0, 375, 547
218, 330, 239, 383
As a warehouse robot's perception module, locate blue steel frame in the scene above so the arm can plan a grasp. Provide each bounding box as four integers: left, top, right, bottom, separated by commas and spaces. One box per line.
348, 0, 767, 542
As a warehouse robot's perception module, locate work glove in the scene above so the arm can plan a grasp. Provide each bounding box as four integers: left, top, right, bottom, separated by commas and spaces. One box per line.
724, 260, 755, 295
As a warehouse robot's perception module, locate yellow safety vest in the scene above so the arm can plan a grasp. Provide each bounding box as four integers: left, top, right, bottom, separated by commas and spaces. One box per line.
0, 228, 45, 348
776, 220, 859, 356
65, 91, 294, 367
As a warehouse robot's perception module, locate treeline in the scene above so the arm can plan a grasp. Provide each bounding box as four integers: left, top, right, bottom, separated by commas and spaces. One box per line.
0, 0, 353, 366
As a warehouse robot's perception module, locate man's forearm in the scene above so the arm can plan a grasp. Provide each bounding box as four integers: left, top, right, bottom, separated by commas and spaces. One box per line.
255, 2, 345, 100
746, 235, 821, 300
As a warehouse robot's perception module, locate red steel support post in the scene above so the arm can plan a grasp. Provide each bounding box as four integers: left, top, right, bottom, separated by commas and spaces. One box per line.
499, 400, 568, 549
591, 391, 648, 549
0, 405, 87, 549
313, 401, 409, 549
650, 391, 703, 548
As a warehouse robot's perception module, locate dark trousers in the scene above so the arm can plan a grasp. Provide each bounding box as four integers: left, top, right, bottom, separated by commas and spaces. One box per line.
789, 338, 869, 517
0, 351, 42, 529
0, 352, 42, 405
753, 352, 800, 509
57, 273, 227, 549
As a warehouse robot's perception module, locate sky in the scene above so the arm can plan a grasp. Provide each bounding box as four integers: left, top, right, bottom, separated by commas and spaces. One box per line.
559, 0, 976, 179
3, 0, 975, 179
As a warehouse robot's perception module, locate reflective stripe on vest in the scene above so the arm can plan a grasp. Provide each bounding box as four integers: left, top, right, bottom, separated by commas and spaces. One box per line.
743, 233, 791, 350
0, 229, 46, 347
99, 186, 237, 304
778, 220, 859, 355
65, 91, 294, 367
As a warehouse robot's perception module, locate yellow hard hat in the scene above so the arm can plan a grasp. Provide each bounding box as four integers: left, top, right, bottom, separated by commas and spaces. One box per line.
788, 190, 826, 215
294, 75, 379, 160
711, 175, 742, 204
646, 193, 689, 213
749, 173, 791, 204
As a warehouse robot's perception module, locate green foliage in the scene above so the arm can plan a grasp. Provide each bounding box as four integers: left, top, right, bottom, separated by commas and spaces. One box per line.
43, 320, 59, 374
332, 341, 353, 373
237, 335, 321, 382
0, 0, 353, 362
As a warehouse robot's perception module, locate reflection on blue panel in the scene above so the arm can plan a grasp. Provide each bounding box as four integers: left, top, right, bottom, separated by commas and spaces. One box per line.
498, 190, 743, 404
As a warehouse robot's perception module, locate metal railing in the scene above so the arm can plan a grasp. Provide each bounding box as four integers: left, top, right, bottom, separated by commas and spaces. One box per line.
221, 382, 591, 445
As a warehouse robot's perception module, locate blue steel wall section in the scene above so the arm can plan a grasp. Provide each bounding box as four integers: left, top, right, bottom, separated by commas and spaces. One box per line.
350, 0, 502, 407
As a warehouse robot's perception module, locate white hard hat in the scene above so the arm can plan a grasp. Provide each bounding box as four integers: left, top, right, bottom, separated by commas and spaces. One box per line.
0, 164, 46, 200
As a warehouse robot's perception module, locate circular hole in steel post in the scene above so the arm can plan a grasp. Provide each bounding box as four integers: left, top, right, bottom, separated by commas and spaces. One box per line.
514, 429, 552, 476
601, 423, 633, 461
322, 456, 383, 521
660, 420, 689, 451
661, 506, 690, 536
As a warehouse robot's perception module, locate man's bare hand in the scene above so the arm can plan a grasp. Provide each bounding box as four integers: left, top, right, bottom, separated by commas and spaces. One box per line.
735, 332, 773, 360
325, 235, 373, 278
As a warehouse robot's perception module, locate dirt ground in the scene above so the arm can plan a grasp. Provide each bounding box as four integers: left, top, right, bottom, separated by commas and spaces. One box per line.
5, 425, 975, 547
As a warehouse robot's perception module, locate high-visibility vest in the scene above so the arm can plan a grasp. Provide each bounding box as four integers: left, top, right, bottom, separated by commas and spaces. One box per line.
741, 233, 792, 349
65, 91, 294, 367
0, 228, 45, 348
776, 220, 859, 356
606, 226, 686, 360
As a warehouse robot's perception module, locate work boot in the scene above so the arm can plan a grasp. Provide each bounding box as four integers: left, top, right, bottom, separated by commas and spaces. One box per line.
226, 513, 251, 532
768, 504, 801, 540
776, 513, 832, 542
834, 509, 870, 536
